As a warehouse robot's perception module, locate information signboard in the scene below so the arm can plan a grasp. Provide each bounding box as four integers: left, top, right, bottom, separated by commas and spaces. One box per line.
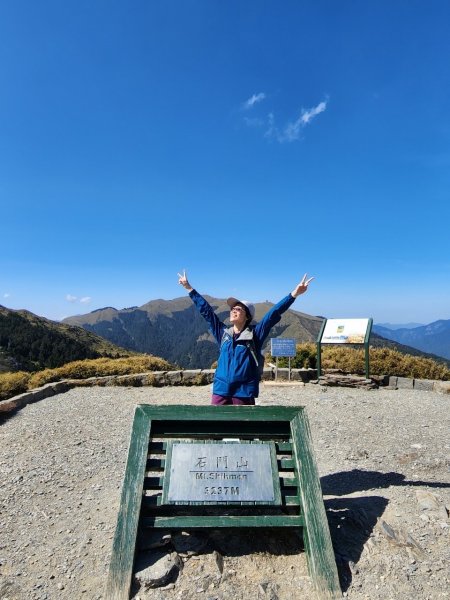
270, 338, 296, 357
320, 318, 370, 344
316, 317, 373, 378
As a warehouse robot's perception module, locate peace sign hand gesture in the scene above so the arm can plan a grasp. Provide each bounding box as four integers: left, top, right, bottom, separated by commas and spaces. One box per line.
177, 270, 193, 292
291, 273, 314, 298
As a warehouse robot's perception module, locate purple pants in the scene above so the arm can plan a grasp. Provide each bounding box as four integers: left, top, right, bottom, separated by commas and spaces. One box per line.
211, 394, 255, 406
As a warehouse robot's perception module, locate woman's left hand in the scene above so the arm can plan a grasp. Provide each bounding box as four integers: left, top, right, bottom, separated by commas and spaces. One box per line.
291, 273, 314, 298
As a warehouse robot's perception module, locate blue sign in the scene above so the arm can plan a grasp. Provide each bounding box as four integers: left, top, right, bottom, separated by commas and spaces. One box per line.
270, 338, 296, 357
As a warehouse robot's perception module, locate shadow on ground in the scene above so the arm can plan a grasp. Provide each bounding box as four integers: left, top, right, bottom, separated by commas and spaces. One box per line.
320, 468, 450, 590
321, 468, 450, 496
324, 495, 388, 591
0, 407, 20, 425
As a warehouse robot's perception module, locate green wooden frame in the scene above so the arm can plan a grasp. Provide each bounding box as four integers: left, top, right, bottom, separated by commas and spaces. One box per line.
105, 405, 341, 600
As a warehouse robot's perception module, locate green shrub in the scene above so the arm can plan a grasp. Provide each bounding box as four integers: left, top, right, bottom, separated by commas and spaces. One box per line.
267, 343, 317, 369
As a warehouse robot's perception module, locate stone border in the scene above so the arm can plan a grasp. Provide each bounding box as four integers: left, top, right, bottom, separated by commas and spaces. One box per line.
0, 381, 73, 416
1, 369, 449, 418
388, 375, 450, 394
0, 368, 315, 417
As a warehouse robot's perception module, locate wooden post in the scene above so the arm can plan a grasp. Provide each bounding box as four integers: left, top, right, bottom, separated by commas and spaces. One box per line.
291, 411, 341, 599
364, 318, 373, 379
105, 406, 151, 600
316, 319, 326, 378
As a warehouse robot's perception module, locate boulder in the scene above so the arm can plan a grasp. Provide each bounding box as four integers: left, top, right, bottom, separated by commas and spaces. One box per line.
134, 551, 182, 589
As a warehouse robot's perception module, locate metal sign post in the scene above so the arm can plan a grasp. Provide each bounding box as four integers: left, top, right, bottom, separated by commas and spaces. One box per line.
270, 338, 296, 380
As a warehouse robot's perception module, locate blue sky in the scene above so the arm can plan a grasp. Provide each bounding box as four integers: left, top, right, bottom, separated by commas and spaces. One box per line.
1, 1, 449, 324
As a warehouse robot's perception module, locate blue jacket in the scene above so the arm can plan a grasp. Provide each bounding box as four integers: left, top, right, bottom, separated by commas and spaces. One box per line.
189, 290, 296, 398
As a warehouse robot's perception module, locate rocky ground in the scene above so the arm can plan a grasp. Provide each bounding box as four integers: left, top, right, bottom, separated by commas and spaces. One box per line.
0, 382, 449, 599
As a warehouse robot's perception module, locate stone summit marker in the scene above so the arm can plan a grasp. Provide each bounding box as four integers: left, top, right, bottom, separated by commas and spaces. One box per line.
164, 441, 280, 503
105, 405, 341, 600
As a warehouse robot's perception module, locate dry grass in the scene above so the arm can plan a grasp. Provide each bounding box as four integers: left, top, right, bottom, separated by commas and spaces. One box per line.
269, 343, 450, 380
321, 346, 449, 380
0, 371, 30, 401
0, 355, 175, 401
1, 346, 448, 402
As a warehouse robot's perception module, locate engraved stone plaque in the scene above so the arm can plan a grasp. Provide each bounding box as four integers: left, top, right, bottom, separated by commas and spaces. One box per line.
163, 442, 280, 504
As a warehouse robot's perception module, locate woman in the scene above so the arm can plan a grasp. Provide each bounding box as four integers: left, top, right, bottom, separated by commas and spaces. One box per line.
177, 270, 314, 405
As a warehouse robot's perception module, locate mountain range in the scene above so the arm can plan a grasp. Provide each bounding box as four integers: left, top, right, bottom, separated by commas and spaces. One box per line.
63, 296, 324, 369
373, 320, 450, 360
63, 297, 450, 369
0, 305, 131, 372
376, 322, 424, 330
2, 298, 448, 375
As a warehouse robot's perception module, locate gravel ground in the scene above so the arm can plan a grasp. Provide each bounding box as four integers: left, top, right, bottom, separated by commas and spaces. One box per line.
0, 383, 449, 600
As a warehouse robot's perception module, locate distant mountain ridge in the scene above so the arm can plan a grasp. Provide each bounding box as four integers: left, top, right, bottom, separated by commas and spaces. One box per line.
376, 322, 424, 330
2, 300, 448, 375
373, 320, 450, 360
64, 295, 324, 369
64, 297, 450, 369
0, 305, 132, 372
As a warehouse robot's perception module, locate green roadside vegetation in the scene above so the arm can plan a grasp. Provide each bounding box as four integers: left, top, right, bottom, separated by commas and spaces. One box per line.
1, 344, 449, 402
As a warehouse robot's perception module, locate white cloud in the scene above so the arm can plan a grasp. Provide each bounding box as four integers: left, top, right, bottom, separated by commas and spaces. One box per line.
300, 100, 327, 125
243, 92, 266, 110
80, 296, 92, 305
3, 293, 10, 298
281, 117, 304, 142
265, 99, 328, 143
264, 112, 276, 139
66, 294, 77, 303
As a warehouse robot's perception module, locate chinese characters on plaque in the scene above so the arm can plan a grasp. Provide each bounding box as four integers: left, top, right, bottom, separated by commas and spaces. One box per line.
164, 442, 279, 503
